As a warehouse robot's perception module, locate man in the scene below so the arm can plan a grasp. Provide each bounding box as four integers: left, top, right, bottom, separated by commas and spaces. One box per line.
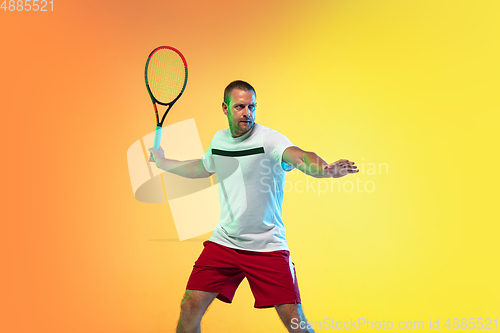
149, 80, 358, 333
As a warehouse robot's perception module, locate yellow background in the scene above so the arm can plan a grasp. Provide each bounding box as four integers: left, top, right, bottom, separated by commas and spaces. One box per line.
1, 0, 499, 332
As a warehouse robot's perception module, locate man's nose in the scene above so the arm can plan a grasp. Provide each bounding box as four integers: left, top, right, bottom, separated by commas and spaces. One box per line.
242, 106, 250, 116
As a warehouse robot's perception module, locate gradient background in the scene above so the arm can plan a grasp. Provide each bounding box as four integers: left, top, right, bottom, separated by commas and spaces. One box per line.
1, 0, 499, 332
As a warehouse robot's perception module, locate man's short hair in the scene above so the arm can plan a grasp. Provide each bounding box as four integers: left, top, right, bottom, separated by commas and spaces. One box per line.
223, 80, 256, 104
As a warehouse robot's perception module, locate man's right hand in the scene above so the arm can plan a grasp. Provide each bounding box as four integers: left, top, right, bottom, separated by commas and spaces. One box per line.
149, 146, 165, 163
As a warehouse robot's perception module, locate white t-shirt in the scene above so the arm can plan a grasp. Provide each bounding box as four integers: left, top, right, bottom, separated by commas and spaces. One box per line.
202, 123, 295, 252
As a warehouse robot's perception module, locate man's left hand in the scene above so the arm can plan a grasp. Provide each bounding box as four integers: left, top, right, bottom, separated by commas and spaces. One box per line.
324, 159, 359, 178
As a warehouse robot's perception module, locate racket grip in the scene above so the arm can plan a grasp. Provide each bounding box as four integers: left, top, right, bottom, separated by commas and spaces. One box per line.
153, 126, 162, 150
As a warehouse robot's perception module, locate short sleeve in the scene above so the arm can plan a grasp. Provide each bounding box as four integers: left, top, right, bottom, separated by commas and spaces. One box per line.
202, 140, 216, 173
265, 130, 295, 172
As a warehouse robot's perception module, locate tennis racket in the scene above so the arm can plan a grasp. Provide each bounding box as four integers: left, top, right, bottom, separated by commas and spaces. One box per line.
145, 46, 188, 151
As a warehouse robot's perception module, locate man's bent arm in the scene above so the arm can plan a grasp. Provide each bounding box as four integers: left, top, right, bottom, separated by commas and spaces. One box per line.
157, 158, 213, 179
149, 147, 213, 179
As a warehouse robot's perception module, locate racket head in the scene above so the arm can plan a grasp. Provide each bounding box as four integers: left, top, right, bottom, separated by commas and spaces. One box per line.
145, 46, 188, 106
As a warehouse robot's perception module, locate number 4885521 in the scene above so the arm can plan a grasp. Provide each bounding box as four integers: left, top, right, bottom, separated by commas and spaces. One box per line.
444, 318, 498, 329
1, 0, 54, 11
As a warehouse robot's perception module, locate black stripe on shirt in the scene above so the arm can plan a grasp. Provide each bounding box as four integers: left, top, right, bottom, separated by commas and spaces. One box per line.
212, 147, 265, 157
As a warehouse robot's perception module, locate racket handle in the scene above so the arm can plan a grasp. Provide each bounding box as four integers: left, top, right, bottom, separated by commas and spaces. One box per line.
153, 126, 162, 150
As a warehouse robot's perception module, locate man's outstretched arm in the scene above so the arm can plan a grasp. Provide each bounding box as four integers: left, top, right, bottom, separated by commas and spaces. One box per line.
148, 147, 214, 179
282, 146, 358, 178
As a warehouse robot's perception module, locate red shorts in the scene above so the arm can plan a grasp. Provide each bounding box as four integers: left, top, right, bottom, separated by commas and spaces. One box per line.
186, 241, 301, 308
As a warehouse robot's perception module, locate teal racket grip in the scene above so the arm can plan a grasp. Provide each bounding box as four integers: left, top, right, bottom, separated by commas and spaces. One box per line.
153, 126, 162, 150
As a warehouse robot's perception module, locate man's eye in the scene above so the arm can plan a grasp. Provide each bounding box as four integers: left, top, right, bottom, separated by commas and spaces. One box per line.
249, 105, 256, 111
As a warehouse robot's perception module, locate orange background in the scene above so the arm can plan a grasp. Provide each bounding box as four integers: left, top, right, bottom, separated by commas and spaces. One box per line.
1, 0, 499, 332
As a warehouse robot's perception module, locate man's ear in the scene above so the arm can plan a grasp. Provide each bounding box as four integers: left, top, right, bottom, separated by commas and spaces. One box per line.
222, 102, 228, 115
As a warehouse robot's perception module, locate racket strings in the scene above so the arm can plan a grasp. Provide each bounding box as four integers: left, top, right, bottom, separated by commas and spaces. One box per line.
147, 49, 186, 104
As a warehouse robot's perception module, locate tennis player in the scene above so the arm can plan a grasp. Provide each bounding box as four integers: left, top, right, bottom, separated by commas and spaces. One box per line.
149, 80, 359, 333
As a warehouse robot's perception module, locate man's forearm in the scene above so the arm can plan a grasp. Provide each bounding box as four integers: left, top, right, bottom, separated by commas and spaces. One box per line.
155, 158, 210, 179
298, 152, 329, 178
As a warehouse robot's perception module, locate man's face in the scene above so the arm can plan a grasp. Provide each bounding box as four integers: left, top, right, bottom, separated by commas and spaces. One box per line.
223, 89, 256, 138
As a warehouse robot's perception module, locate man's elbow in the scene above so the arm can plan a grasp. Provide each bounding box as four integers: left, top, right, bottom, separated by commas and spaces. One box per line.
192, 160, 213, 179
192, 170, 213, 179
